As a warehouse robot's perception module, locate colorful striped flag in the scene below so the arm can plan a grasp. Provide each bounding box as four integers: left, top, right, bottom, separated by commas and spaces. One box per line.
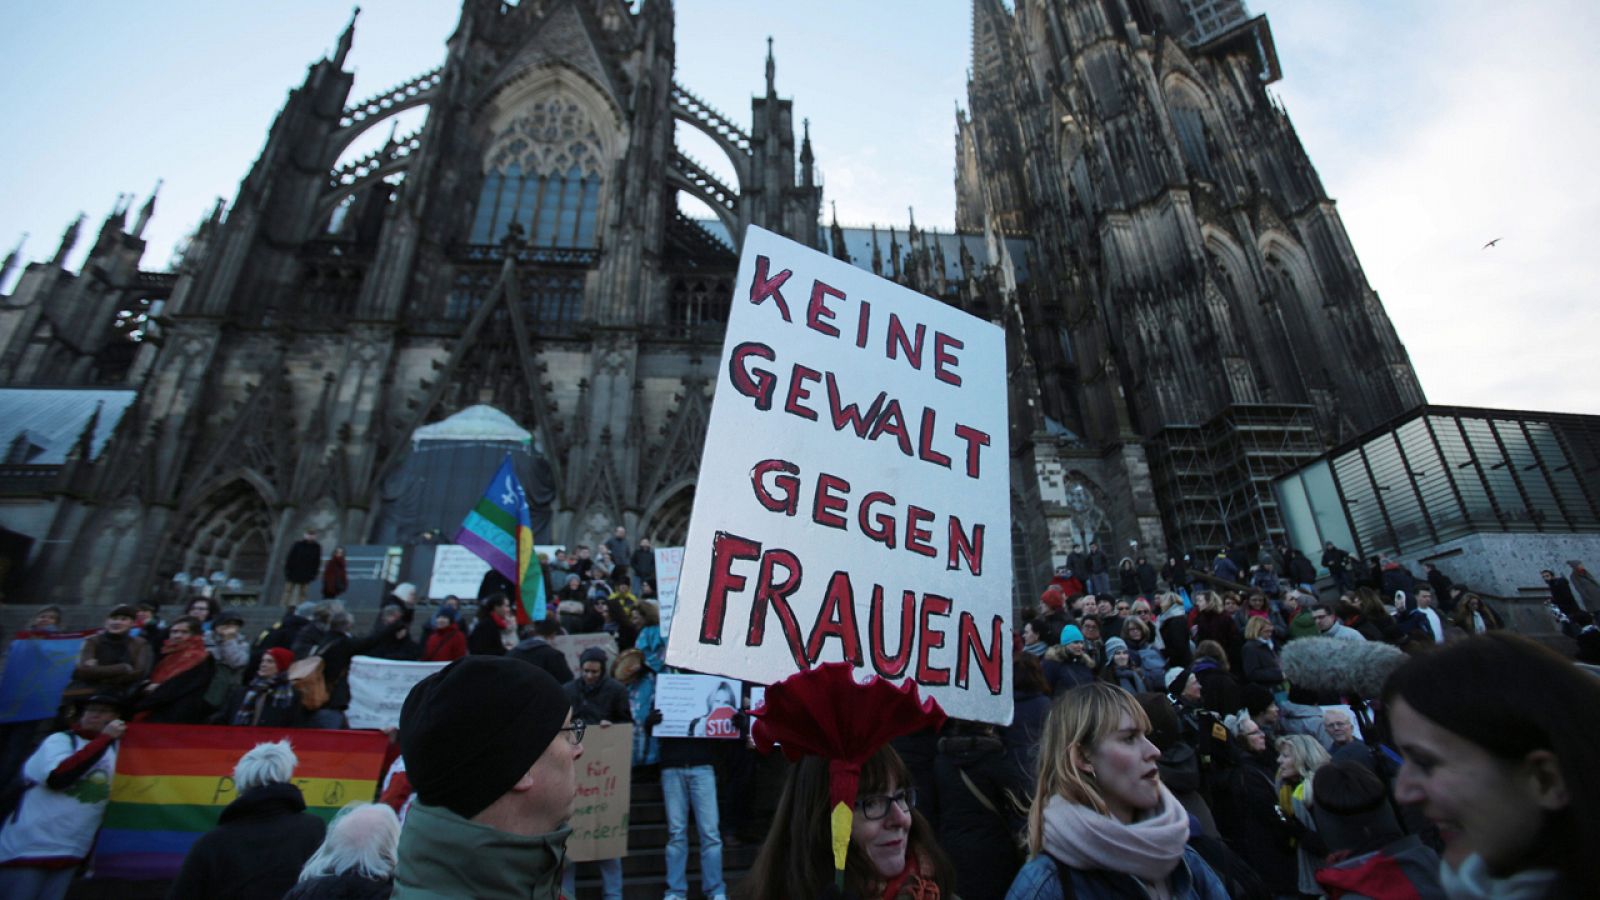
0, 630, 91, 723
455, 456, 546, 622
94, 724, 389, 880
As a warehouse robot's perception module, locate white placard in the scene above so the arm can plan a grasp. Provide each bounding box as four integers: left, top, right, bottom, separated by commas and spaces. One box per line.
347, 656, 450, 729
653, 673, 743, 739
427, 543, 566, 600
427, 545, 490, 600
653, 546, 686, 637
663, 226, 1013, 724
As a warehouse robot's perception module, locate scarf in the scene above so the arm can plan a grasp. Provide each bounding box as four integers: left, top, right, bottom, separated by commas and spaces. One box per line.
233, 674, 296, 726
150, 634, 208, 684
870, 847, 942, 900
1439, 854, 1559, 900
1023, 641, 1048, 658
1041, 785, 1189, 893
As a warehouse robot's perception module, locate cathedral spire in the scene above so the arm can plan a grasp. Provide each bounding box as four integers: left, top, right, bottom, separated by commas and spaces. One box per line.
0, 233, 24, 291
799, 118, 814, 187
333, 6, 360, 69
970, 0, 1012, 84
765, 36, 776, 97
132, 179, 163, 240
51, 213, 84, 267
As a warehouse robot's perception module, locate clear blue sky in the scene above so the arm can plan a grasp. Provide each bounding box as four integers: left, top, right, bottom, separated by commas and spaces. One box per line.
2, 1, 1594, 414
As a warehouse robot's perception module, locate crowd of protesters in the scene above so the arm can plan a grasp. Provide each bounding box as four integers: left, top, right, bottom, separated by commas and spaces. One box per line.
1, 527, 1598, 899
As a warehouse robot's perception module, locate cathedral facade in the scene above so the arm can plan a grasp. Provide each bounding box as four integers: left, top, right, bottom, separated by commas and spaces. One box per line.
0, 0, 1423, 606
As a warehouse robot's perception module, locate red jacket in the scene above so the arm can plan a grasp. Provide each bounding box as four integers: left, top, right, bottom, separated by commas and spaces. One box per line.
422, 625, 466, 662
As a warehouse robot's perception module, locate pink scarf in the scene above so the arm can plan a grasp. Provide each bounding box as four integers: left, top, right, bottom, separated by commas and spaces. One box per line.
1041, 784, 1189, 898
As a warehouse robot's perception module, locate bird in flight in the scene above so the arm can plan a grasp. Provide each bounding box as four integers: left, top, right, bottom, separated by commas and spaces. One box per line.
1483, 238, 1502, 248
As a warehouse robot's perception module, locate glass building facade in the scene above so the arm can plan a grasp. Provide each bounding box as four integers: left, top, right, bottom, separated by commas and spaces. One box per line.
1274, 406, 1600, 559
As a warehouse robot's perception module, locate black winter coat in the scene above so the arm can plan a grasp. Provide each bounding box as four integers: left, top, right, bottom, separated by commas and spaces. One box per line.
283, 871, 394, 900
933, 734, 1028, 900
508, 637, 575, 683
167, 782, 325, 900
1241, 640, 1284, 688
1137, 562, 1160, 594
135, 656, 216, 724
563, 675, 631, 723
1215, 754, 1299, 894
1002, 691, 1051, 782
285, 539, 323, 584
468, 618, 509, 656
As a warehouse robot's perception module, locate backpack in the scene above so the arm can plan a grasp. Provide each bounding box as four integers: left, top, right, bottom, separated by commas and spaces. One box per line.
288, 641, 334, 711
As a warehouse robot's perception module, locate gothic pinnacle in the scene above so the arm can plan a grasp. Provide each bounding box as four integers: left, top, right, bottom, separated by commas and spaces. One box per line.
51, 213, 84, 267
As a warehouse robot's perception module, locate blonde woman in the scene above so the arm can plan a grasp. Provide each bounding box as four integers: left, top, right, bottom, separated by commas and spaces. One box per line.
1004, 683, 1228, 900
1276, 733, 1333, 895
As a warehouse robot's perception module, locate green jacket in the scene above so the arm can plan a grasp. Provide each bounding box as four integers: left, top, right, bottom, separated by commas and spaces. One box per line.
392, 801, 571, 899
1287, 610, 1320, 641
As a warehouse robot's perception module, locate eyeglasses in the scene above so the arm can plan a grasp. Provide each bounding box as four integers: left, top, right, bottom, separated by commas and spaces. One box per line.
856, 788, 915, 820
558, 720, 586, 746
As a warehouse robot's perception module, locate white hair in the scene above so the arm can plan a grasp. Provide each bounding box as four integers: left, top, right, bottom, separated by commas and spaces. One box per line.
298, 802, 401, 882
234, 739, 297, 791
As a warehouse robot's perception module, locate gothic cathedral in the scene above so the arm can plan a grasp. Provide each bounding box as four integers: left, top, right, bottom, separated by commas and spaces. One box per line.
0, 0, 1422, 606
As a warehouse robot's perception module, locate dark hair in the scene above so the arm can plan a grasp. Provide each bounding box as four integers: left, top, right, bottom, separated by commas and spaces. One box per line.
739, 745, 953, 900
168, 615, 203, 635
1194, 639, 1229, 672
186, 595, 221, 621
533, 617, 562, 638
481, 593, 508, 614
1383, 633, 1600, 889
1014, 652, 1049, 696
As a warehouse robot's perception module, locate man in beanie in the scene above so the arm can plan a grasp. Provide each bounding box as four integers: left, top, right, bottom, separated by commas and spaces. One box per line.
393, 656, 582, 899
1311, 761, 1443, 897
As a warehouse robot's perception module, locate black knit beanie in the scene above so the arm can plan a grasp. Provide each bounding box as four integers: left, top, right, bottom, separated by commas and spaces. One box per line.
1242, 684, 1276, 718
399, 656, 571, 819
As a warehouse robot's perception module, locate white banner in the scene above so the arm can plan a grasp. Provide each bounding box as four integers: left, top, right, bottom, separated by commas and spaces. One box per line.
653, 546, 686, 637
346, 656, 450, 729
663, 226, 1013, 724
653, 673, 743, 739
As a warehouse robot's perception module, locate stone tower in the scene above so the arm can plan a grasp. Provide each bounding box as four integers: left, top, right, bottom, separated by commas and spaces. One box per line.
0, 1, 821, 602
954, 0, 1424, 568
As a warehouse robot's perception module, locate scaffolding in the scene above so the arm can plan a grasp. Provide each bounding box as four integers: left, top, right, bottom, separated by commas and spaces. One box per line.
1148, 403, 1325, 555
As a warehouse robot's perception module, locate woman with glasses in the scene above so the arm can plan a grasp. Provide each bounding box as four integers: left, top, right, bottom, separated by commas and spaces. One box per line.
1005, 682, 1228, 900
739, 744, 954, 900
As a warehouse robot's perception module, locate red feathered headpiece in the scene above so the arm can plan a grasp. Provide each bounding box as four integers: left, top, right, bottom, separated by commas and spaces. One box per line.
750, 662, 946, 883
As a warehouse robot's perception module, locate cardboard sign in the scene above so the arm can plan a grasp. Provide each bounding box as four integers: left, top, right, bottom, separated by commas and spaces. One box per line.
653, 545, 685, 637
654, 673, 743, 739
663, 226, 1013, 724
346, 656, 449, 729
567, 723, 633, 862
551, 633, 619, 677
427, 543, 565, 600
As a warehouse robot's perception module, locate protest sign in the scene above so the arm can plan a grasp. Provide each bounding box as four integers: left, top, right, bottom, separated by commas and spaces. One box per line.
346, 656, 449, 729
663, 226, 1013, 724
653, 545, 685, 637
567, 723, 633, 862
427, 543, 566, 600
551, 633, 619, 676
0, 630, 90, 723
654, 673, 742, 739
95, 725, 387, 880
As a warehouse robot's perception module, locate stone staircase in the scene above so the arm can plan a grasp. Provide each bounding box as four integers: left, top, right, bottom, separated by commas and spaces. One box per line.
570, 777, 759, 899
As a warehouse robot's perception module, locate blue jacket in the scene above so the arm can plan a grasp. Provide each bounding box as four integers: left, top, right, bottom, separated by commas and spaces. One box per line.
1005, 845, 1229, 900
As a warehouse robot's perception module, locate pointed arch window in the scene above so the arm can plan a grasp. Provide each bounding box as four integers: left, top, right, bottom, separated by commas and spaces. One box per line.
471, 96, 607, 248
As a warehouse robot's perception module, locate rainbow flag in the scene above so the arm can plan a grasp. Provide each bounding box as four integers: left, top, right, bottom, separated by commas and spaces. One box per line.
94, 724, 389, 880
455, 456, 545, 622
